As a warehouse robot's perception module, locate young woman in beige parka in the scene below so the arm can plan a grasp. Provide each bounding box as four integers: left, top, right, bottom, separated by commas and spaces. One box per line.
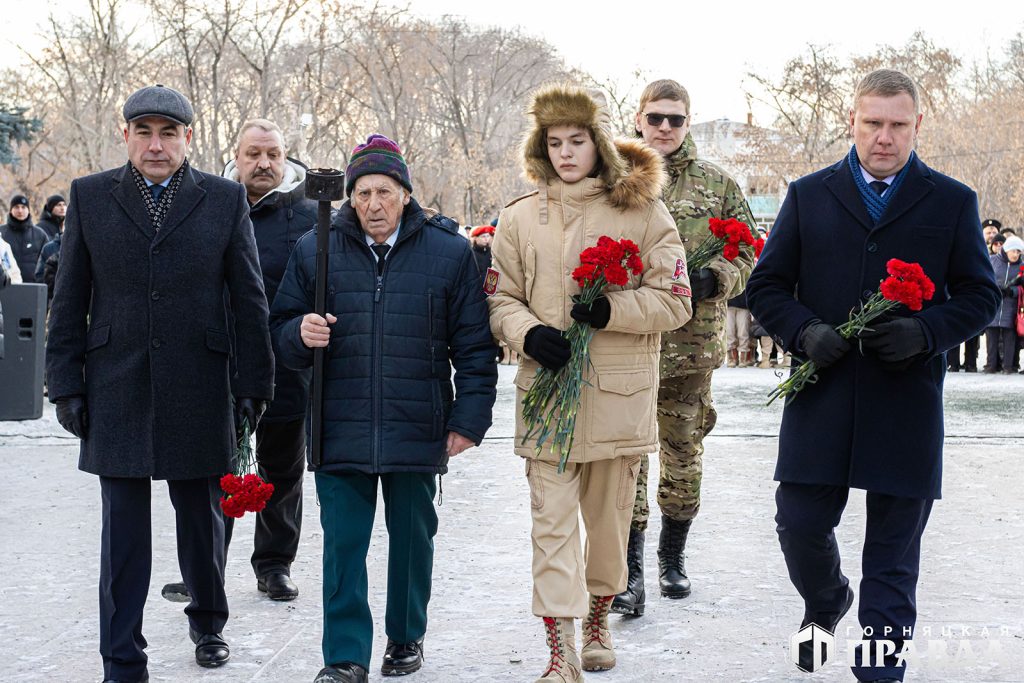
488, 84, 692, 683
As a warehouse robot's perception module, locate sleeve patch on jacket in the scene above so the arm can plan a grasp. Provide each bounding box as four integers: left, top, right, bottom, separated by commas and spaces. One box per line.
483, 268, 500, 296
672, 258, 686, 281
671, 284, 691, 297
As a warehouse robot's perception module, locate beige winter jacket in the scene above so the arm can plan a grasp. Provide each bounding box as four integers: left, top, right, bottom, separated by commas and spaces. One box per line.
489, 138, 692, 463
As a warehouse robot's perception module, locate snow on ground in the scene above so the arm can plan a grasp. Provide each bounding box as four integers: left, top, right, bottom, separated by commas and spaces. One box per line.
0, 364, 1021, 682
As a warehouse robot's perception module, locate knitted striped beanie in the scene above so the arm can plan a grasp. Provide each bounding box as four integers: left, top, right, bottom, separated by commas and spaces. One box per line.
345, 134, 413, 197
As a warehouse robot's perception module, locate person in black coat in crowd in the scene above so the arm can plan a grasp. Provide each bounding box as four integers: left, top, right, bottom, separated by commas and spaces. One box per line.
36, 194, 66, 240
1, 194, 48, 284
984, 235, 1023, 373
34, 195, 67, 301
271, 134, 497, 683
45, 84, 275, 682
747, 70, 999, 683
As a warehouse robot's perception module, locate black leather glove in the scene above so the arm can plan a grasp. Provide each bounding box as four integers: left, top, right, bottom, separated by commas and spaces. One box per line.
799, 322, 851, 368
1001, 285, 1017, 298
690, 268, 718, 303
858, 317, 929, 364
524, 325, 571, 371
234, 397, 267, 436
570, 296, 611, 329
56, 396, 89, 439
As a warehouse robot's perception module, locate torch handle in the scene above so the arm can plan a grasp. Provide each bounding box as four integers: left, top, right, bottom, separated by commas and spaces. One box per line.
304, 168, 345, 469
310, 201, 332, 467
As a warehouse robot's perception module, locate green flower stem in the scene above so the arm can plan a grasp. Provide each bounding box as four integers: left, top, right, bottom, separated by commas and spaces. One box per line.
520, 277, 605, 473
767, 292, 902, 406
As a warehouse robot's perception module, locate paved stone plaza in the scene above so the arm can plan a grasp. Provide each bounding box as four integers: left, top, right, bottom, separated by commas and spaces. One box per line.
1, 365, 1021, 682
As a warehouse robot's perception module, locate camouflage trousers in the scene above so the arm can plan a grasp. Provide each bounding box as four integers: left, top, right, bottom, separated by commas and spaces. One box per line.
631, 370, 717, 532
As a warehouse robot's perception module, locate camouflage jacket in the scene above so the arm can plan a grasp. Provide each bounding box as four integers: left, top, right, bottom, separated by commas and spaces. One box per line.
660, 134, 756, 376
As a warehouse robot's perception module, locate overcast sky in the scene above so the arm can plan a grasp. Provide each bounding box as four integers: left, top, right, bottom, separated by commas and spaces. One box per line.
7, 0, 1024, 124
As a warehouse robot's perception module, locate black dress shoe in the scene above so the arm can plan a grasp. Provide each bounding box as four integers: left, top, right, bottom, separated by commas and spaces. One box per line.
314, 663, 369, 682
381, 638, 424, 676
189, 628, 230, 668
258, 572, 299, 601
801, 584, 855, 632
102, 677, 149, 682
796, 586, 854, 672
161, 581, 190, 602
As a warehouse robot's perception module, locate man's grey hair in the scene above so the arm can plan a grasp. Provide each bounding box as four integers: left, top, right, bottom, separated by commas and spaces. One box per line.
235, 118, 286, 154
854, 69, 920, 115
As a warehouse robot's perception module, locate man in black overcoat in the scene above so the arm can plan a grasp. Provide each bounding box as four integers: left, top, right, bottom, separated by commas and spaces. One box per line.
45, 84, 275, 682
746, 69, 1000, 682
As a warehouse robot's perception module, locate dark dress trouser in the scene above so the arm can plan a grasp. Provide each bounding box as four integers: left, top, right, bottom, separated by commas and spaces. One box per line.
315, 470, 438, 670
775, 482, 933, 682
947, 334, 980, 370
985, 326, 1018, 372
223, 418, 307, 577
99, 476, 228, 681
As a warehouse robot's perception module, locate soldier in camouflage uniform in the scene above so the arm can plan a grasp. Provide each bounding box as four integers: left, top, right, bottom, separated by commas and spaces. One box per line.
612, 79, 756, 617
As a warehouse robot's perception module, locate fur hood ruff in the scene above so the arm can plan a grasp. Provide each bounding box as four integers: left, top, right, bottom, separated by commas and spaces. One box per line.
521, 84, 666, 212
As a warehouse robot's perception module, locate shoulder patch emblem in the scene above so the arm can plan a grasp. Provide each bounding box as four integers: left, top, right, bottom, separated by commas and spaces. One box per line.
484, 268, 500, 296
672, 258, 686, 281
671, 284, 691, 297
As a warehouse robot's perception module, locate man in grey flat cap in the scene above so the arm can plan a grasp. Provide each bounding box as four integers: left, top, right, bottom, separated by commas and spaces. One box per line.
46, 84, 275, 682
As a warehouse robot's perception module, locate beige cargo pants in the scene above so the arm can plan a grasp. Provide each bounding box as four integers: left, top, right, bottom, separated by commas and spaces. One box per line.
525, 455, 642, 617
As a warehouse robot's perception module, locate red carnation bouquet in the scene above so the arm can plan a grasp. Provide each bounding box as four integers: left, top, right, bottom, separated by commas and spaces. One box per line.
686, 217, 759, 270
219, 418, 274, 518
521, 236, 644, 473
767, 259, 935, 405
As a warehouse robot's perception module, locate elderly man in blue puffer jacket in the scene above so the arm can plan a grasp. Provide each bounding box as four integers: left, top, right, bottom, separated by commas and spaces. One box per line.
270, 134, 497, 683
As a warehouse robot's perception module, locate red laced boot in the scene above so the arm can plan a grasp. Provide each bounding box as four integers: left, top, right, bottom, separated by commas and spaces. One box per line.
581, 594, 616, 671
535, 616, 582, 682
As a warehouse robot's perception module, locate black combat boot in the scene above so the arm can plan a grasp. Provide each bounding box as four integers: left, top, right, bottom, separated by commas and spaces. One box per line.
610, 528, 645, 616
658, 516, 692, 599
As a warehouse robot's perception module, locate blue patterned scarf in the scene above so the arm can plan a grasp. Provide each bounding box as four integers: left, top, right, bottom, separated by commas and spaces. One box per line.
847, 145, 915, 224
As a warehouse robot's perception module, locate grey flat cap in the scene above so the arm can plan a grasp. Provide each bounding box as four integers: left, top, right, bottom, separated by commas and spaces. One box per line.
122, 84, 194, 127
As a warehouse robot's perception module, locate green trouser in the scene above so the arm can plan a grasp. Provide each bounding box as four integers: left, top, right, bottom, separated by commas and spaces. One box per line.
631, 370, 717, 532
316, 470, 438, 670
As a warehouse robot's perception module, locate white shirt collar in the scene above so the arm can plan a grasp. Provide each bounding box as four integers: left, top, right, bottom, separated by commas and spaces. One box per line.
859, 164, 896, 191
143, 175, 172, 189
365, 223, 401, 255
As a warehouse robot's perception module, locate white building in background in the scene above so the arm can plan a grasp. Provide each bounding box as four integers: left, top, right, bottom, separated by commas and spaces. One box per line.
690, 117, 784, 232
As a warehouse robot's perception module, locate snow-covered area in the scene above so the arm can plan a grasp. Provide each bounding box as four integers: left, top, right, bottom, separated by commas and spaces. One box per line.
0, 364, 1020, 681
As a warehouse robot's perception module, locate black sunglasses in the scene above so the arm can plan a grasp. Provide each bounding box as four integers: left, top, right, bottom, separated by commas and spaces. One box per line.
644, 113, 688, 128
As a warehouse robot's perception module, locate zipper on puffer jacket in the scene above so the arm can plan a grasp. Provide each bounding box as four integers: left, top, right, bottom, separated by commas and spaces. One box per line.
372, 252, 386, 473
428, 288, 435, 375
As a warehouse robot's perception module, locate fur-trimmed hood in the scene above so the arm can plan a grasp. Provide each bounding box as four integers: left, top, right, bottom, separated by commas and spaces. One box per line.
521, 84, 666, 211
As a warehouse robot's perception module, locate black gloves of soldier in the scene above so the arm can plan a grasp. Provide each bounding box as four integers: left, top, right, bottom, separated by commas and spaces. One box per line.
56, 396, 89, 439
234, 397, 267, 437
689, 268, 718, 303
859, 317, 928, 363
798, 322, 851, 368
524, 325, 572, 371
570, 296, 611, 330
